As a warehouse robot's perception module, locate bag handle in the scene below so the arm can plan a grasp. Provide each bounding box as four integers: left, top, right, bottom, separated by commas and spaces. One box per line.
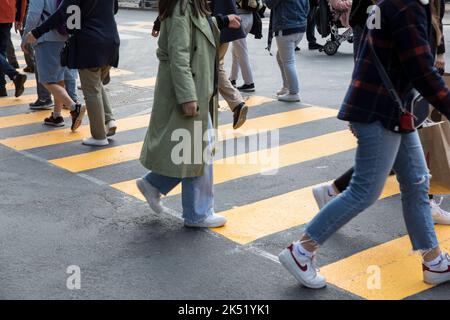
367, 37, 408, 113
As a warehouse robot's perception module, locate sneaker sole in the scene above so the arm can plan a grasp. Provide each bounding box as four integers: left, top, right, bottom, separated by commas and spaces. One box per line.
136, 179, 164, 214
30, 105, 54, 110
184, 220, 227, 228
278, 98, 301, 103
44, 121, 65, 127
278, 249, 327, 289
238, 88, 256, 93
424, 271, 450, 285
233, 105, 248, 130
72, 105, 86, 132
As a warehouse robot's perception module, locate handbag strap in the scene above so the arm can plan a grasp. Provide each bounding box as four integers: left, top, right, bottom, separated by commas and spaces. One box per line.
367, 37, 407, 113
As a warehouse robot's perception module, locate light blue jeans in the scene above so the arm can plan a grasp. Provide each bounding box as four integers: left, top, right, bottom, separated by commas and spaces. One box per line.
306, 121, 438, 251
275, 32, 304, 95
144, 116, 214, 224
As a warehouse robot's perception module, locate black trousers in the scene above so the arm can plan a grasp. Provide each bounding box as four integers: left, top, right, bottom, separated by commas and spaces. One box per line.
306, 0, 318, 44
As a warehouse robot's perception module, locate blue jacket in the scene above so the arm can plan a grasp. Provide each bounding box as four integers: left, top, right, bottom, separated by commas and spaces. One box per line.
264, 0, 309, 33
23, 0, 68, 45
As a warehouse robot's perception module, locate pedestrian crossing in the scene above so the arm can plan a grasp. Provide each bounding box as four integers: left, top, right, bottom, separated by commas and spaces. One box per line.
1, 58, 450, 300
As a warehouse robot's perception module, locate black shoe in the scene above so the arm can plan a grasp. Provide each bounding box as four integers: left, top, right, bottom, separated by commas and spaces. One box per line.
11, 62, 20, 69
30, 98, 53, 110
0, 86, 7, 97
233, 102, 248, 130
237, 83, 255, 93
13, 73, 27, 97
230, 79, 237, 88
70, 104, 86, 132
23, 66, 35, 73
44, 113, 65, 127
308, 43, 323, 50
295, 46, 301, 52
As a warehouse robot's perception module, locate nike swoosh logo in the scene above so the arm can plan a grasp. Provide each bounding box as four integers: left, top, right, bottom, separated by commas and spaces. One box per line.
288, 246, 308, 272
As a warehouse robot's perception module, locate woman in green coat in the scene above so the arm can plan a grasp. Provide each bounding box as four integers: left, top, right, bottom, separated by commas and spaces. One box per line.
137, 0, 241, 228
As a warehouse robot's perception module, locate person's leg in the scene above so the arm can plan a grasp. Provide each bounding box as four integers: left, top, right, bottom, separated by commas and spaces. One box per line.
392, 131, 439, 255
276, 50, 288, 91
334, 167, 355, 193
100, 66, 115, 123
144, 172, 181, 196
275, 33, 304, 95
0, 24, 19, 83
230, 40, 241, 83
64, 68, 78, 103
6, 36, 18, 68
35, 66, 52, 102
218, 43, 244, 111
78, 68, 108, 140
304, 121, 401, 248
306, 0, 317, 45
236, 14, 254, 85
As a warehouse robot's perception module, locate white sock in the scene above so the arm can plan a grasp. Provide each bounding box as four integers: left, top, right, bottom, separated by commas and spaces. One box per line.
53, 111, 61, 118
328, 185, 338, 197
424, 253, 443, 267
294, 242, 314, 259
70, 103, 77, 111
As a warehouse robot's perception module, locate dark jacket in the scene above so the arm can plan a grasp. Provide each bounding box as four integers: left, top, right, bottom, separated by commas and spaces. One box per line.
264, 0, 309, 34
32, 0, 120, 69
339, 0, 450, 132
210, 0, 245, 43
349, 0, 373, 28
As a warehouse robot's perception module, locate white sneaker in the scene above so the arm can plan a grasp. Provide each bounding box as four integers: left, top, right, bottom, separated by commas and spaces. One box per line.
136, 178, 166, 214
184, 214, 227, 228
276, 87, 289, 96
82, 137, 109, 147
423, 253, 450, 285
279, 242, 327, 289
106, 120, 117, 137
278, 93, 301, 102
313, 185, 336, 210
430, 198, 450, 225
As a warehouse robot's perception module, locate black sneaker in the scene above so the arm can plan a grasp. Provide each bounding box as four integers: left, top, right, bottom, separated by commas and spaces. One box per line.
44, 113, 65, 127
295, 46, 301, 52
30, 98, 53, 110
237, 83, 255, 93
70, 104, 86, 132
11, 62, 20, 69
13, 73, 27, 97
308, 43, 323, 50
230, 79, 237, 88
0, 86, 7, 97
233, 102, 248, 130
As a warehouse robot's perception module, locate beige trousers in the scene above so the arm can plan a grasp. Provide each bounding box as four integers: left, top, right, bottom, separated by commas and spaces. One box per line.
78, 66, 115, 140
218, 43, 244, 111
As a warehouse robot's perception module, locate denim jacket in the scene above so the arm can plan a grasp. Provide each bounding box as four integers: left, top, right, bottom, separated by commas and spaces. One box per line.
264, 0, 309, 33
22, 0, 67, 46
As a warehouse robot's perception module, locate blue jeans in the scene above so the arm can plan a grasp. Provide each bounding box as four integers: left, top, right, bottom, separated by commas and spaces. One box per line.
143, 116, 214, 224
275, 32, 304, 94
306, 121, 438, 251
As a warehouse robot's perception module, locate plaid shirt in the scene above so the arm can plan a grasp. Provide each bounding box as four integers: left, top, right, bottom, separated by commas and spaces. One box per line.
339, 0, 450, 131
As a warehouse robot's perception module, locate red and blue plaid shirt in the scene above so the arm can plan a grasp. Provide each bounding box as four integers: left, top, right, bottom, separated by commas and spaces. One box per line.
339, 0, 450, 131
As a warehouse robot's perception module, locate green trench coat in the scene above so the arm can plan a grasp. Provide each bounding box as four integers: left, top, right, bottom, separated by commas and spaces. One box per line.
140, 1, 220, 178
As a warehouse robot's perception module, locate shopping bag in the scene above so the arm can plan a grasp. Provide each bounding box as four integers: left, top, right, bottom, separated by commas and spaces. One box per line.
418, 121, 450, 192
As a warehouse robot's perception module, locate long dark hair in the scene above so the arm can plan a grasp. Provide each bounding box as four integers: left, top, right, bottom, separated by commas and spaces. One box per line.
159, 0, 210, 20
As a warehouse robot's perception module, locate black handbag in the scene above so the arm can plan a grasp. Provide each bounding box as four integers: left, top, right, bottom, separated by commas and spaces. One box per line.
368, 39, 429, 133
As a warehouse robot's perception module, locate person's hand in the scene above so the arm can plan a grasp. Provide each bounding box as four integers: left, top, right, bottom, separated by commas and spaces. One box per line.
25, 32, 37, 45
151, 29, 160, 37
227, 14, 241, 29
14, 21, 23, 33
182, 101, 199, 117
435, 54, 446, 73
